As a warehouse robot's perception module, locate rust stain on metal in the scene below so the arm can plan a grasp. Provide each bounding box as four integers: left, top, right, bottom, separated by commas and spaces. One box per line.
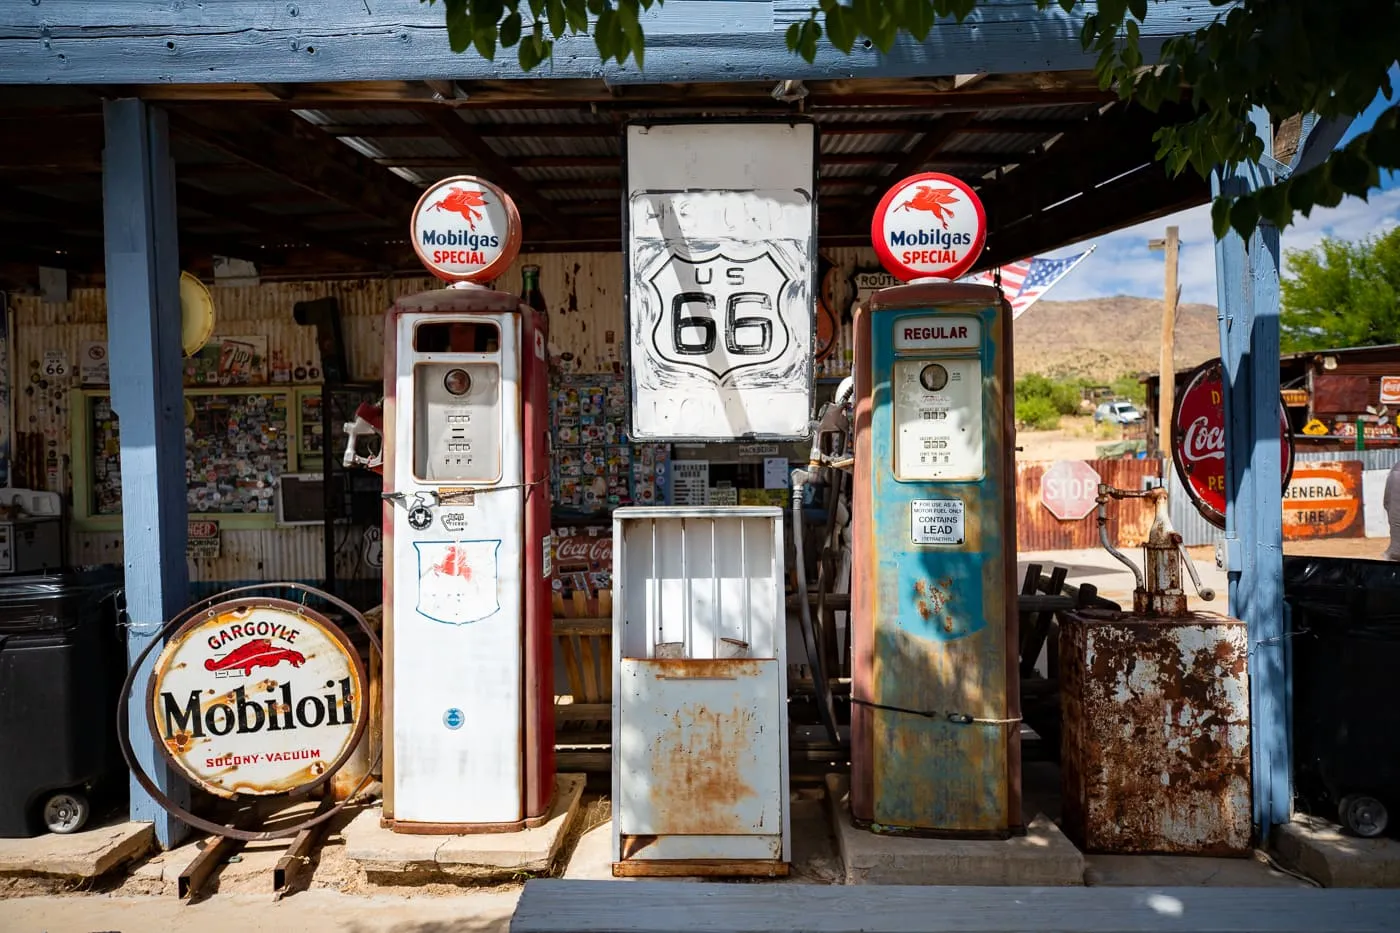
645, 658, 763, 679
646, 702, 759, 835
1060, 609, 1251, 855
1016, 459, 1160, 551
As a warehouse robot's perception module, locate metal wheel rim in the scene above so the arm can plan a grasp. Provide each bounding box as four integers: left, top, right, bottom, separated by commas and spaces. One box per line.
1346, 796, 1389, 838
43, 795, 84, 832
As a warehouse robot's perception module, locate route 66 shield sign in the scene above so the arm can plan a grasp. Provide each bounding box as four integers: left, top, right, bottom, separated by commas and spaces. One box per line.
646, 252, 793, 381
626, 122, 816, 441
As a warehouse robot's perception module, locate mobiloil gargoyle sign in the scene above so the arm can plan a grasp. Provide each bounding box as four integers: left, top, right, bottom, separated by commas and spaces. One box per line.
148, 598, 367, 797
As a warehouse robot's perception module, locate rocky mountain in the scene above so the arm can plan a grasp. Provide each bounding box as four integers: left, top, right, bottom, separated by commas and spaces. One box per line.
1012, 295, 1220, 382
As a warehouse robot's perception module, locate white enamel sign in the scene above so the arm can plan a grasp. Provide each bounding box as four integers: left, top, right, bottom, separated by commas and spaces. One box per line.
892, 315, 982, 351
894, 358, 984, 481
410, 175, 522, 283
911, 499, 965, 545
626, 122, 815, 440
149, 600, 366, 798
872, 173, 987, 282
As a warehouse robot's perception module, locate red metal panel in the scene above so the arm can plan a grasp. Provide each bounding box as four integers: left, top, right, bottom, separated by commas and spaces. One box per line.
522, 301, 557, 820
1311, 374, 1370, 415
849, 303, 876, 825
380, 300, 401, 821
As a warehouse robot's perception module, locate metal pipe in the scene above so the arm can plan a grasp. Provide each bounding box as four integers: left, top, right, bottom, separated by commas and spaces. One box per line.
791, 467, 839, 744
1180, 542, 1217, 601
1096, 483, 1145, 591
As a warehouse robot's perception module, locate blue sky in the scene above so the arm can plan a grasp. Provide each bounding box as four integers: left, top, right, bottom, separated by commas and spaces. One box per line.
1043, 65, 1400, 304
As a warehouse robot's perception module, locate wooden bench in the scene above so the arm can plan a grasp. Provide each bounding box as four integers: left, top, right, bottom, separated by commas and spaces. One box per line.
511, 879, 1396, 933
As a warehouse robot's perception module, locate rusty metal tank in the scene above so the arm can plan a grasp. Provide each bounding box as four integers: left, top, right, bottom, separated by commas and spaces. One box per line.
1059, 484, 1252, 855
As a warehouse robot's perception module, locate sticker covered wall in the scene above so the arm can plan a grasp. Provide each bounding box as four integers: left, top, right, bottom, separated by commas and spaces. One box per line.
625, 121, 816, 440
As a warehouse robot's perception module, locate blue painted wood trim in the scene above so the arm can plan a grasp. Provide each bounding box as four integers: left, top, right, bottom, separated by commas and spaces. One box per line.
0, 0, 1221, 85
1210, 107, 1289, 841
102, 99, 191, 849
1290, 114, 1354, 175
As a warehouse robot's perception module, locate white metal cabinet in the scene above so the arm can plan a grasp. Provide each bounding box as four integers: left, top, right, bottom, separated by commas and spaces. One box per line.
611, 507, 790, 873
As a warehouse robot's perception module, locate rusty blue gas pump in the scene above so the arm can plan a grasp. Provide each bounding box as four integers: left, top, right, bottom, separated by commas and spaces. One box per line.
849, 174, 1021, 837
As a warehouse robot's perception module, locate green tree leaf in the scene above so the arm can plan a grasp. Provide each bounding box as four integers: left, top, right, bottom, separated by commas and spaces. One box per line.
501, 10, 523, 47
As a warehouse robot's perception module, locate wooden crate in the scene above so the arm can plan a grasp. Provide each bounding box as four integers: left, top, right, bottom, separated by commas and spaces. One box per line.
553, 588, 613, 747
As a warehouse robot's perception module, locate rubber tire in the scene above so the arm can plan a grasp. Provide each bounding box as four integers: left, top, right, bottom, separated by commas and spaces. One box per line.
1342, 795, 1390, 839
42, 791, 90, 835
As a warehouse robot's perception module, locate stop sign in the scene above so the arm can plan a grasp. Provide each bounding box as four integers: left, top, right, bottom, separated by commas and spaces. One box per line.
1040, 460, 1102, 521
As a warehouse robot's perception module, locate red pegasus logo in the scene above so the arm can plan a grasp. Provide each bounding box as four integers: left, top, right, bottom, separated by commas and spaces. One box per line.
204, 639, 307, 676
428, 187, 489, 229
896, 186, 959, 230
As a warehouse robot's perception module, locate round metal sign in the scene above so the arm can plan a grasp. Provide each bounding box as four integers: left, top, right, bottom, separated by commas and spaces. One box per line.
148, 598, 368, 799
410, 175, 522, 284
1171, 358, 1295, 530
871, 172, 987, 282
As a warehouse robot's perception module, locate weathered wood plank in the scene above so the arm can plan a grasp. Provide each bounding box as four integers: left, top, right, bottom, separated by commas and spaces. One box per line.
104, 99, 192, 849
511, 879, 1400, 933
0, 1, 1217, 85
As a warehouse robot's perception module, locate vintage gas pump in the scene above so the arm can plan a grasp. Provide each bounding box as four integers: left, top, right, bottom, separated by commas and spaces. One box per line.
367, 176, 554, 832
850, 174, 1020, 837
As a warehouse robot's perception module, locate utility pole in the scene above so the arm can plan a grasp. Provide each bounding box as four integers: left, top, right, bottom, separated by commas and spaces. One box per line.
1149, 226, 1180, 455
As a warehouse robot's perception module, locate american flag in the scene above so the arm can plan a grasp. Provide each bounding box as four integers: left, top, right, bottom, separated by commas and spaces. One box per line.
959, 247, 1096, 319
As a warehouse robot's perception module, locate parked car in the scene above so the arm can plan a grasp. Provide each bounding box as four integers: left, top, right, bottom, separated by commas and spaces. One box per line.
1094, 400, 1143, 425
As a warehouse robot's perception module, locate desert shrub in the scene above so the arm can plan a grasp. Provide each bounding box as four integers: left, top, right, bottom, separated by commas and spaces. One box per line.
1016, 395, 1061, 430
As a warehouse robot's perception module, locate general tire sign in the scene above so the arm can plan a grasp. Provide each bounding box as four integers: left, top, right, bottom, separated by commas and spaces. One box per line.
148, 599, 367, 798
625, 121, 815, 440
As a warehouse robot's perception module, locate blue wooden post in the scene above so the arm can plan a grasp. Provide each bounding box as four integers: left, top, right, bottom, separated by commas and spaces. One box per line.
102, 99, 191, 848
1211, 107, 1288, 841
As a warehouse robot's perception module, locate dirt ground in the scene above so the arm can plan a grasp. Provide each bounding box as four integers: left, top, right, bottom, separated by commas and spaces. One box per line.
1016, 415, 1124, 461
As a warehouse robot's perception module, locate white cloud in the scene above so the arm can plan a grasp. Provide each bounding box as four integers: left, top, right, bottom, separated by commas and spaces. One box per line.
1038, 187, 1400, 305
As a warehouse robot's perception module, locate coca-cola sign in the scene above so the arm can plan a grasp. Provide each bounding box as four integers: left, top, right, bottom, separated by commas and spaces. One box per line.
1170, 359, 1294, 529
147, 599, 368, 798
552, 535, 613, 568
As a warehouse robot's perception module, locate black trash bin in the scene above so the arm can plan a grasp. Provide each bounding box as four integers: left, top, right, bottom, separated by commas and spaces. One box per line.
1283, 555, 1400, 839
0, 568, 125, 837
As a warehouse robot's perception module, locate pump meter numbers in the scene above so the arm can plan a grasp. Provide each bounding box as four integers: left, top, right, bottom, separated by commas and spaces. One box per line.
893, 358, 983, 481
911, 499, 965, 545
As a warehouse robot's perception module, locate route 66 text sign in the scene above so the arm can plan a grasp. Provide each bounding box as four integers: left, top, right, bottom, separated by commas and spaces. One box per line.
625, 121, 815, 440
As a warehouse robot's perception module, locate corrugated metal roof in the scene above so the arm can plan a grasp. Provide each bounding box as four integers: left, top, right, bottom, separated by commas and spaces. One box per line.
354, 136, 460, 159
516, 165, 621, 182
486, 135, 621, 158
293, 108, 429, 127
820, 163, 881, 179
457, 108, 613, 126
821, 132, 913, 155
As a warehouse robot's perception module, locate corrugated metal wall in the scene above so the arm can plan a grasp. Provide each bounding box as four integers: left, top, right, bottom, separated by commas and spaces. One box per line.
9, 255, 623, 589
1016, 458, 1165, 551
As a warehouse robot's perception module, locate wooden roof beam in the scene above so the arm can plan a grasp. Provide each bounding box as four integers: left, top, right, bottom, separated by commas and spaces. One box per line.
165, 109, 421, 226
413, 108, 573, 233
174, 183, 395, 268
859, 113, 976, 217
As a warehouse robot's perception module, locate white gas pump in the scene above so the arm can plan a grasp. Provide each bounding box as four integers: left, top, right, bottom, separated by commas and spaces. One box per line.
361, 176, 554, 833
